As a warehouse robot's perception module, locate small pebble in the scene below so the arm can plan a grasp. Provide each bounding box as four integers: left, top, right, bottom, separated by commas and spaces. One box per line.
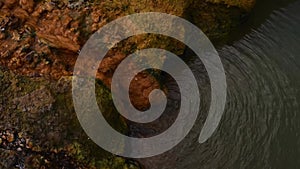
7, 134, 14, 143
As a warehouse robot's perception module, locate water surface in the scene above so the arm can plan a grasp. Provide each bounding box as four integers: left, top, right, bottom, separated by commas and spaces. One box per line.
137, 1, 300, 168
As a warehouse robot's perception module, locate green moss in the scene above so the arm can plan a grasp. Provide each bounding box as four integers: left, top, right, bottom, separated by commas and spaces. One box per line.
0, 67, 132, 168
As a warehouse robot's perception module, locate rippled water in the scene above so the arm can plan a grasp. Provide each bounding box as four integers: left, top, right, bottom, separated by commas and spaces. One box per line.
137, 1, 300, 168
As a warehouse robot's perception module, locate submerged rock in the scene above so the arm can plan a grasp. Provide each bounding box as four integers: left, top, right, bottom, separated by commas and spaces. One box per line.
206, 0, 256, 11
187, 0, 256, 44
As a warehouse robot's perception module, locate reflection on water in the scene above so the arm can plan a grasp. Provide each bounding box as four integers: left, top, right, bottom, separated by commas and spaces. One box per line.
137, 1, 300, 168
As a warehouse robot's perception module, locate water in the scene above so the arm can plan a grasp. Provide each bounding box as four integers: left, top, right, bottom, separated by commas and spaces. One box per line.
227, 0, 297, 43
137, 1, 300, 168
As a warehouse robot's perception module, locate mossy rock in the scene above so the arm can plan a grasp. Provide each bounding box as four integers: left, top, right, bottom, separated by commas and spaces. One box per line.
0, 67, 135, 168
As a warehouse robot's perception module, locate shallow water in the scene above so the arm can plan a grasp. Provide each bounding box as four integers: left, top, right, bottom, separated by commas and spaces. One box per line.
136, 1, 300, 168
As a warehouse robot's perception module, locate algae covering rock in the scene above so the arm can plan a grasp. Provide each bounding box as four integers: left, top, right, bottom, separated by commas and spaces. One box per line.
0, 67, 139, 169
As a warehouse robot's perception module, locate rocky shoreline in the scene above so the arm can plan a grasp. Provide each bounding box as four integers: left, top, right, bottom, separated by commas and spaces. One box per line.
0, 0, 255, 168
